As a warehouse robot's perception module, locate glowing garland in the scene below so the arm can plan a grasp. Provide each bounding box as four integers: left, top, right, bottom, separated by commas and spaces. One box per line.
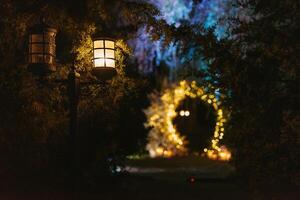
144, 80, 231, 161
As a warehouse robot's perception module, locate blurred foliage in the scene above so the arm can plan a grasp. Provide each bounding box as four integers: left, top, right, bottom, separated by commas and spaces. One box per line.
144, 0, 300, 188
0, 0, 164, 181
0, 0, 299, 190
200, 0, 299, 187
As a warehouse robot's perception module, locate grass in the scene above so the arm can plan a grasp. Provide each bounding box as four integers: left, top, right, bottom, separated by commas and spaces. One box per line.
124, 155, 235, 180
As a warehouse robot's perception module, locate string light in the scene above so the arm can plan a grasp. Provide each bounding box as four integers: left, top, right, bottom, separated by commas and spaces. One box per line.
179, 110, 185, 116
179, 110, 190, 117
184, 110, 190, 116
144, 80, 231, 160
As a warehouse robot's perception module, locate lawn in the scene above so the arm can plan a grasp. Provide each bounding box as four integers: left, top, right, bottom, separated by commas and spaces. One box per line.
124, 155, 235, 180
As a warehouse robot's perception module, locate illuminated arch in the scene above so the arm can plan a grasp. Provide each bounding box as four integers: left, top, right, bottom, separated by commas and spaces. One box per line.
144, 80, 230, 160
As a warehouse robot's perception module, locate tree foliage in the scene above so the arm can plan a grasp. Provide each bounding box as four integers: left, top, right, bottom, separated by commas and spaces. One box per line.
0, 0, 161, 178
204, 0, 300, 186
151, 0, 300, 187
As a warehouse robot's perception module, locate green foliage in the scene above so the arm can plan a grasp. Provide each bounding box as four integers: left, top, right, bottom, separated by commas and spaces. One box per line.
156, 0, 300, 188
0, 0, 159, 180
73, 24, 96, 71
203, 0, 300, 187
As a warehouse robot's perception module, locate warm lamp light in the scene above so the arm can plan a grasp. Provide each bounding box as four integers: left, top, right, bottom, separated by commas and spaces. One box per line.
179, 110, 185, 116
92, 38, 116, 80
184, 110, 190, 116
28, 18, 57, 75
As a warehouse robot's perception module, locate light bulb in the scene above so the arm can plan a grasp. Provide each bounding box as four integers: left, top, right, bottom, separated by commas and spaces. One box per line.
185, 111, 190, 116
179, 110, 185, 116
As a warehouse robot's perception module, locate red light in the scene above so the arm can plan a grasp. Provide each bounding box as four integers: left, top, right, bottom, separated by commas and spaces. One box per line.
189, 176, 196, 183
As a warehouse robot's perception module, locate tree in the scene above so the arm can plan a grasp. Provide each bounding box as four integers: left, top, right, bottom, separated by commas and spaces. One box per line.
152, 0, 300, 188
204, 0, 300, 186
0, 0, 166, 180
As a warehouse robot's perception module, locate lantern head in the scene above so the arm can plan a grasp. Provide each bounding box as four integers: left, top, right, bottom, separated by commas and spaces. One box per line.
91, 37, 116, 80
28, 19, 57, 76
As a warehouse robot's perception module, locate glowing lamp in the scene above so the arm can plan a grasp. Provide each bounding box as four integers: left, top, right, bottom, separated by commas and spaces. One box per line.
92, 38, 116, 80
184, 110, 190, 116
188, 176, 196, 183
28, 19, 57, 75
179, 110, 185, 116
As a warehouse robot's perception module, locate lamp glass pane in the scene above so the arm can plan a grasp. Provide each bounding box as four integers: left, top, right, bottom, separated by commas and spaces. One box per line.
106, 59, 115, 68
31, 54, 44, 63
43, 34, 53, 43
94, 58, 105, 67
105, 49, 115, 59
31, 34, 43, 42
105, 40, 115, 49
94, 49, 104, 58
94, 40, 104, 48
31, 44, 44, 53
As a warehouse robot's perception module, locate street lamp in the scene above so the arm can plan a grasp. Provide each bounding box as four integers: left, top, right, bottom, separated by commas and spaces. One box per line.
28, 18, 57, 76
92, 38, 116, 80
27, 19, 117, 175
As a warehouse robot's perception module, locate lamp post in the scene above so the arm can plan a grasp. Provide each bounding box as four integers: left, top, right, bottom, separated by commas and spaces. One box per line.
27, 19, 117, 174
